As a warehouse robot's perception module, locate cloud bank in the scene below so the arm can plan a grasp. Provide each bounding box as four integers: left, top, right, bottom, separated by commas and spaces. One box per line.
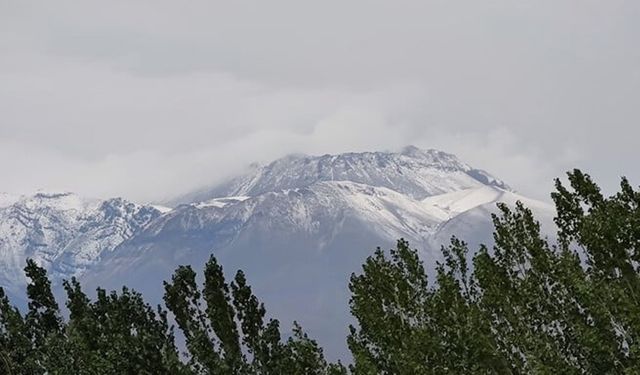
1, 0, 638, 202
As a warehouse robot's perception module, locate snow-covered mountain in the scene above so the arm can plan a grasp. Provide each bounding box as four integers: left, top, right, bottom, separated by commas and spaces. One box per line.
424, 185, 556, 252
169, 146, 509, 206
0, 147, 554, 360
0, 192, 162, 304
83, 148, 552, 360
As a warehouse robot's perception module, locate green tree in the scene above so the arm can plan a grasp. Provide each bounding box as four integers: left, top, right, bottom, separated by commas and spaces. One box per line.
349, 170, 640, 374
0, 287, 34, 374
348, 239, 510, 374
1, 261, 187, 374
63, 278, 187, 374
164, 255, 346, 375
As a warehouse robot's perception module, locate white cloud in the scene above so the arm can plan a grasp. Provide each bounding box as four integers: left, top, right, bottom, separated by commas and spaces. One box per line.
1, 0, 639, 202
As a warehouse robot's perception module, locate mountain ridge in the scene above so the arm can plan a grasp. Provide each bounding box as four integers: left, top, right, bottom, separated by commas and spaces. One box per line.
0, 146, 553, 359
0, 192, 162, 302
167, 146, 510, 206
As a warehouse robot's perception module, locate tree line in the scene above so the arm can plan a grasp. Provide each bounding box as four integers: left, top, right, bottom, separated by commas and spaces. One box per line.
2, 169, 640, 374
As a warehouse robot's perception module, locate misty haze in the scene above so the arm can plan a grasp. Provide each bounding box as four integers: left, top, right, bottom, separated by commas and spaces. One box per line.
1, 1, 639, 374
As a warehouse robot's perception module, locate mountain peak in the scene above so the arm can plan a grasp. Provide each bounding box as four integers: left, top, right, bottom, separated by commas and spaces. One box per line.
400, 145, 460, 163
0, 192, 21, 208
400, 145, 440, 158
0, 192, 164, 299
169, 147, 510, 206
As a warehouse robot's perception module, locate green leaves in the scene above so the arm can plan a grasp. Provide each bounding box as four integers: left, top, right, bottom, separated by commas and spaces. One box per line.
1, 254, 343, 374
349, 170, 640, 374
24, 259, 63, 352
1, 262, 186, 374
348, 240, 433, 374
164, 255, 344, 375
349, 239, 509, 374
0, 286, 34, 374
5, 168, 639, 373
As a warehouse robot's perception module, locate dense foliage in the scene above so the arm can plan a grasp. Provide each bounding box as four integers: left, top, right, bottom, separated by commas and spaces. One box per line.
0, 259, 186, 374
348, 170, 640, 374
163, 256, 346, 375
0, 257, 344, 374
2, 169, 639, 373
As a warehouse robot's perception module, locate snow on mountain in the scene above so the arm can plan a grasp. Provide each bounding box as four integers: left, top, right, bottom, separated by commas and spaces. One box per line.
91, 180, 447, 271
425, 186, 556, 253
169, 146, 510, 206
82, 180, 449, 359
0, 193, 21, 208
85, 180, 447, 290
0, 192, 162, 303
423, 185, 507, 218
51, 198, 164, 280
83, 180, 550, 361
1, 146, 554, 360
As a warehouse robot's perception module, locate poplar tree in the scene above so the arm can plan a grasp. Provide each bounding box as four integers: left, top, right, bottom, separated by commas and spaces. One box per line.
348, 170, 640, 374
164, 255, 346, 375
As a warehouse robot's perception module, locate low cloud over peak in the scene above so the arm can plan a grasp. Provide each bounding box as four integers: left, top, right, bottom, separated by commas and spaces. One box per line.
1, 0, 638, 202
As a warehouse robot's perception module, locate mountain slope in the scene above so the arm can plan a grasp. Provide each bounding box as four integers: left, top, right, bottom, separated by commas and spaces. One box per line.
1, 147, 554, 360
85, 187, 552, 361
84, 180, 450, 359
0, 192, 162, 304
425, 186, 556, 252
85, 180, 447, 290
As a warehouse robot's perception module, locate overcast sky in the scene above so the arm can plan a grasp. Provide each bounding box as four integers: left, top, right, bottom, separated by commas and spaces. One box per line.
1, 0, 638, 202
